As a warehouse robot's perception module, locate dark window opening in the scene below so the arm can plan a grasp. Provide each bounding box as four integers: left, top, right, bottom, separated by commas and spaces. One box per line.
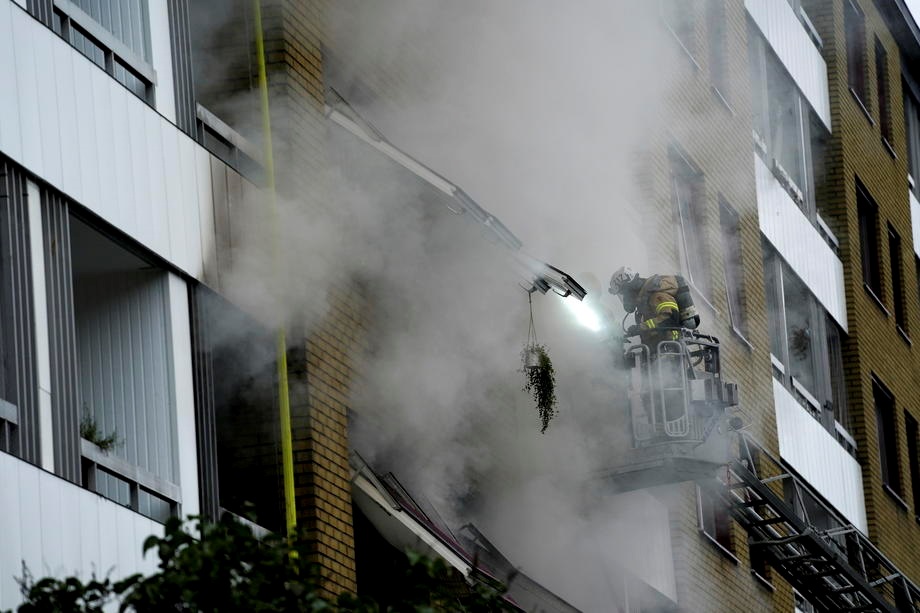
825, 315, 849, 431
888, 225, 907, 332
905, 83, 920, 193
191, 287, 283, 532
670, 148, 710, 296
699, 486, 733, 554
874, 379, 901, 496
719, 199, 747, 336
905, 413, 920, 518
845, 0, 868, 105
661, 0, 695, 56
875, 38, 892, 145
707, 0, 728, 97
857, 182, 883, 299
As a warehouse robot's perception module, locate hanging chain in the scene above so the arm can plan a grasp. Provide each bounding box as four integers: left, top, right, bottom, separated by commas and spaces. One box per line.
526, 292, 538, 347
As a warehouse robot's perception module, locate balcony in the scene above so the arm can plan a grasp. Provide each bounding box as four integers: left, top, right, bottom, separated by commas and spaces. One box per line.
755, 153, 847, 331
773, 379, 867, 531
746, 0, 831, 130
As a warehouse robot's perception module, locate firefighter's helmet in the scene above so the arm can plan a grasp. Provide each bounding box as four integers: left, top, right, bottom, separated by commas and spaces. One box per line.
609, 266, 638, 295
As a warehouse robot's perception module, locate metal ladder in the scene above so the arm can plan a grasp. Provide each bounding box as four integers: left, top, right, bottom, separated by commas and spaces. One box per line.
711, 433, 920, 612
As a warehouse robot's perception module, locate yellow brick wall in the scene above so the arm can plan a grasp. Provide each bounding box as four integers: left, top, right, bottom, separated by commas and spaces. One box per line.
804, 0, 920, 584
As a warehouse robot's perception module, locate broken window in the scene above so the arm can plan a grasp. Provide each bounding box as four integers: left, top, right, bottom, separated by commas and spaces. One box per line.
698, 485, 733, 555
670, 148, 710, 297
190, 285, 284, 532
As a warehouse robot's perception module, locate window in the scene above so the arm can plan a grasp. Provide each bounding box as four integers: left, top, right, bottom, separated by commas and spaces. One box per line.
190, 286, 284, 531
876, 38, 892, 146
873, 379, 901, 496
857, 182, 883, 300
763, 244, 850, 441
889, 225, 907, 332
719, 199, 747, 336
670, 148, 710, 296
661, 0, 695, 56
698, 486, 733, 555
845, 0, 868, 106
904, 81, 920, 192
707, 0, 728, 98
906, 413, 920, 518
748, 31, 829, 224
48, 2, 154, 103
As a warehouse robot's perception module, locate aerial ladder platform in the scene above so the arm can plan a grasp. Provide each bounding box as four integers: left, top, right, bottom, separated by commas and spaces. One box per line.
602, 330, 920, 612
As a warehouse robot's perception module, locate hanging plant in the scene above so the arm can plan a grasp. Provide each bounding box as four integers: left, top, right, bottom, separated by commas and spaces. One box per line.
520, 291, 557, 433
521, 343, 557, 433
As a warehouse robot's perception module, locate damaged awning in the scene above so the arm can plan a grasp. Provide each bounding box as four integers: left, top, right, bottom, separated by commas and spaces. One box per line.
350, 453, 583, 613
324, 89, 585, 301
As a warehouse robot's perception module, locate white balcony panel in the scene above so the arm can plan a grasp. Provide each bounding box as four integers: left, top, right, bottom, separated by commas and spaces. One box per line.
0, 0, 229, 281
756, 154, 847, 330
773, 379, 867, 532
911, 190, 920, 259
0, 452, 163, 610
746, 0, 831, 131
148, 0, 177, 123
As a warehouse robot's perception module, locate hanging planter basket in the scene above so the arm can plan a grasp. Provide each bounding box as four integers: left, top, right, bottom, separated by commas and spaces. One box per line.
520, 292, 557, 433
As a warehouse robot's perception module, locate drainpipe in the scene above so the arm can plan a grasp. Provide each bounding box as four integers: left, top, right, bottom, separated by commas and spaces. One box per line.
252, 0, 297, 537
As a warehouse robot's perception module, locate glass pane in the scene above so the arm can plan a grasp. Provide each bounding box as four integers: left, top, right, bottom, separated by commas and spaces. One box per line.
783, 267, 818, 397
766, 54, 805, 194
825, 315, 848, 428
762, 248, 785, 362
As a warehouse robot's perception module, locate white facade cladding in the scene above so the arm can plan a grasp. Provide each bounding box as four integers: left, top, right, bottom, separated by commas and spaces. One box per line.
148, 0, 176, 122
912, 189, 920, 259
773, 379, 868, 532
745, 0, 831, 130
755, 154, 848, 330
0, 0, 222, 281
0, 451, 163, 609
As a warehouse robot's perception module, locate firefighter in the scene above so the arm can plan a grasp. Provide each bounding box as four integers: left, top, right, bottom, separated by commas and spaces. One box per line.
608, 266, 699, 351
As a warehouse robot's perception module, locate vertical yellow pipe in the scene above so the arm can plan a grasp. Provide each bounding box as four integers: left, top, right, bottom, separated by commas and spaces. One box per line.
252, 0, 297, 537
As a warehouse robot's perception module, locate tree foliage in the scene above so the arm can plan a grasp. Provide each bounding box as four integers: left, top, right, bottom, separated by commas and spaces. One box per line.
7, 514, 516, 612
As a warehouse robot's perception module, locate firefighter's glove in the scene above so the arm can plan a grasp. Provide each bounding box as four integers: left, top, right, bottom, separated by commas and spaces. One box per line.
625, 324, 642, 337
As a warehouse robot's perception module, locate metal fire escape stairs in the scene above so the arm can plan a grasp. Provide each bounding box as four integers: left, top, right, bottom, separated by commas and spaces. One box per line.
608, 332, 920, 612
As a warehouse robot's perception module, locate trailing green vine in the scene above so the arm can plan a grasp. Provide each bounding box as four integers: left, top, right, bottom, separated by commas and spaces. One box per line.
522, 343, 557, 433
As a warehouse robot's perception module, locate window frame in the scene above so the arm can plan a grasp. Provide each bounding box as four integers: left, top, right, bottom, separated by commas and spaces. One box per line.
845, 0, 869, 110
857, 181, 884, 303
873, 377, 903, 499
718, 198, 748, 340
669, 147, 711, 299
888, 224, 908, 336
875, 37, 893, 149
905, 412, 920, 520
697, 485, 736, 561
706, 0, 729, 101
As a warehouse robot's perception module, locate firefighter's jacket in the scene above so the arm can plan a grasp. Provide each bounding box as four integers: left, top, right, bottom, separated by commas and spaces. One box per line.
634, 275, 681, 346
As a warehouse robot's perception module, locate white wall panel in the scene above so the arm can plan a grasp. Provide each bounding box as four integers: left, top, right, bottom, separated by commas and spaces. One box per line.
756, 154, 848, 330
90, 66, 117, 223
0, 452, 164, 610
746, 0, 831, 130
148, 0, 176, 123
13, 13, 43, 173
163, 126, 188, 268
72, 54, 100, 209
130, 96, 153, 249
911, 190, 920, 260
774, 379, 867, 531
0, 2, 22, 162
34, 22, 64, 188
167, 274, 200, 519
0, 2, 242, 282
54, 43, 83, 201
